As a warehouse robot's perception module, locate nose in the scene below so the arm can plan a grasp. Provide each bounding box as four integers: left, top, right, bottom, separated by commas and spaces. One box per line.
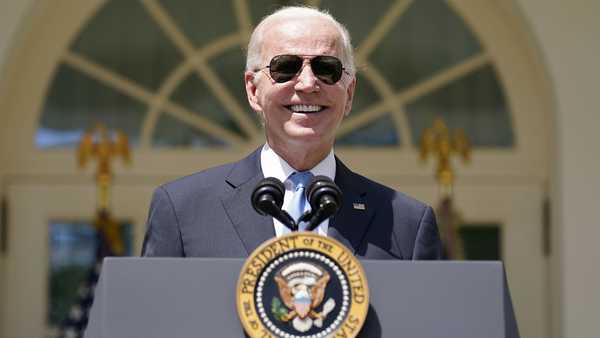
294, 61, 319, 92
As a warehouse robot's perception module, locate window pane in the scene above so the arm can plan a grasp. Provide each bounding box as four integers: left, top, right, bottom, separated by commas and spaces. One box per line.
71, 0, 183, 91
248, 0, 298, 25
158, 0, 237, 48
170, 73, 247, 138
152, 112, 226, 147
370, 1, 482, 91
348, 73, 383, 118
208, 46, 261, 129
37, 64, 146, 149
48, 221, 132, 327
406, 65, 514, 147
336, 114, 399, 146
320, 0, 394, 48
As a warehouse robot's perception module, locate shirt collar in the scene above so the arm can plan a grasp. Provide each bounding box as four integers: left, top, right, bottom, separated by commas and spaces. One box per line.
260, 143, 336, 184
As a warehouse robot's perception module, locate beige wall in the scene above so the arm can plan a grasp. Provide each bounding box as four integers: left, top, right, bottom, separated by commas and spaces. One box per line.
0, 0, 35, 94
515, 1, 600, 337
0, 0, 36, 331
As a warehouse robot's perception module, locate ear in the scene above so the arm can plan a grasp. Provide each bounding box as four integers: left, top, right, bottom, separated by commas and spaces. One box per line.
245, 71, 263, 113
344, 76, 356, 116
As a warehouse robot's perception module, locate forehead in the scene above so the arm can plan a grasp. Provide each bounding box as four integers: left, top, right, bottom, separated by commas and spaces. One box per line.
260, 17, 341, 58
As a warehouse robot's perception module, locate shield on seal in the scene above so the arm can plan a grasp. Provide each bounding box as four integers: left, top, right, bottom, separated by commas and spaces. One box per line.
292, 289, 312, 318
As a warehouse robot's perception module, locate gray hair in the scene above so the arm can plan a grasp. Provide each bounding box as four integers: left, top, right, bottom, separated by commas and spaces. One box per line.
246, 6, 355, 76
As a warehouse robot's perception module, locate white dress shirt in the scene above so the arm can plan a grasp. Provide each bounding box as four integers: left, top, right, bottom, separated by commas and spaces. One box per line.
260, 143, 336, 237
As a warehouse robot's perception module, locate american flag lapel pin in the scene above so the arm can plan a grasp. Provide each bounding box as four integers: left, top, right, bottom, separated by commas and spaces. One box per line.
352, 202, 366, 210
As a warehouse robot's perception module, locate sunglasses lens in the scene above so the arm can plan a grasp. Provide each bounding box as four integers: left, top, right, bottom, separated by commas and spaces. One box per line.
267, 55, 345, 84
311, 56, 343, 85
269, 55, 303, 83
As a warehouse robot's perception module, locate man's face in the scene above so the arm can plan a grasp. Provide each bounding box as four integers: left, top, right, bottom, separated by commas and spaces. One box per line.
245, 17, 356, 154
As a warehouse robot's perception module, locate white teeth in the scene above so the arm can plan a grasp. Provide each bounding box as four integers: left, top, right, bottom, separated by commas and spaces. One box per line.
289, 104, 323, 113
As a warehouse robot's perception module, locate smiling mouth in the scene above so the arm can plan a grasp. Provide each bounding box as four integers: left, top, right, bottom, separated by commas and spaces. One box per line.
286, 104, 326, 113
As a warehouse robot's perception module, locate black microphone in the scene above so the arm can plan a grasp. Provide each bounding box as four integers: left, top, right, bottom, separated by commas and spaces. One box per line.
251, 177, 297, 231
304, 175, 343, 231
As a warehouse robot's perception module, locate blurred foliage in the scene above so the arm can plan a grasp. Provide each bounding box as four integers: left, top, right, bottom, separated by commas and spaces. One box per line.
48, 266, 91, 326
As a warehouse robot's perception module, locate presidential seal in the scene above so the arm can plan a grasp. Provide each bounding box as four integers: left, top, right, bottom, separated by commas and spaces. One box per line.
237, 233, 369, 338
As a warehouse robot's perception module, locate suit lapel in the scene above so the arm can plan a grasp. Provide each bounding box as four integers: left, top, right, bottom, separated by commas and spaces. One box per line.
221, 149, 275, 255
329, 159, 375, 254
221, 151, 375, 255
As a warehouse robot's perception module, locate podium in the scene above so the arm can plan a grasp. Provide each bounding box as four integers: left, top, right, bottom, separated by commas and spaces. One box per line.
85, 258, 519, 338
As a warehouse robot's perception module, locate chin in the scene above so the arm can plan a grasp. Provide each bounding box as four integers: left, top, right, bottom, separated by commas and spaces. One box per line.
287, 132, 331, 148
285, 127, 321, 139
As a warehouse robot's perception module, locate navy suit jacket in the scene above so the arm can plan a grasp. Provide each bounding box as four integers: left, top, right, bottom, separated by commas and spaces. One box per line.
142, 149, 442, 259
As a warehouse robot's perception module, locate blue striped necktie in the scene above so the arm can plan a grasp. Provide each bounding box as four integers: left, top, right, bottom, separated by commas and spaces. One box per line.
286, 171, 314, 231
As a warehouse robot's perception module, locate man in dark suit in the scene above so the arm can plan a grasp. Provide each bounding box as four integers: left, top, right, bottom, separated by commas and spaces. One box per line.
142, 6, 442, 260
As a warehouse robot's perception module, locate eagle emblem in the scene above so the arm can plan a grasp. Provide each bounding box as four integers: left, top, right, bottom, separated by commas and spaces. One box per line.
237, 234, 369, 338
272, 262, 336, 332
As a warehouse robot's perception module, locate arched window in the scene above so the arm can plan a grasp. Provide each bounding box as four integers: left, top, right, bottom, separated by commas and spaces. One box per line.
37, 0, 513, 150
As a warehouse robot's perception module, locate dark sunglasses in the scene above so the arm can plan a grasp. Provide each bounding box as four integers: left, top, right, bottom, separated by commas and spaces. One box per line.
260, 54, 350, 85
